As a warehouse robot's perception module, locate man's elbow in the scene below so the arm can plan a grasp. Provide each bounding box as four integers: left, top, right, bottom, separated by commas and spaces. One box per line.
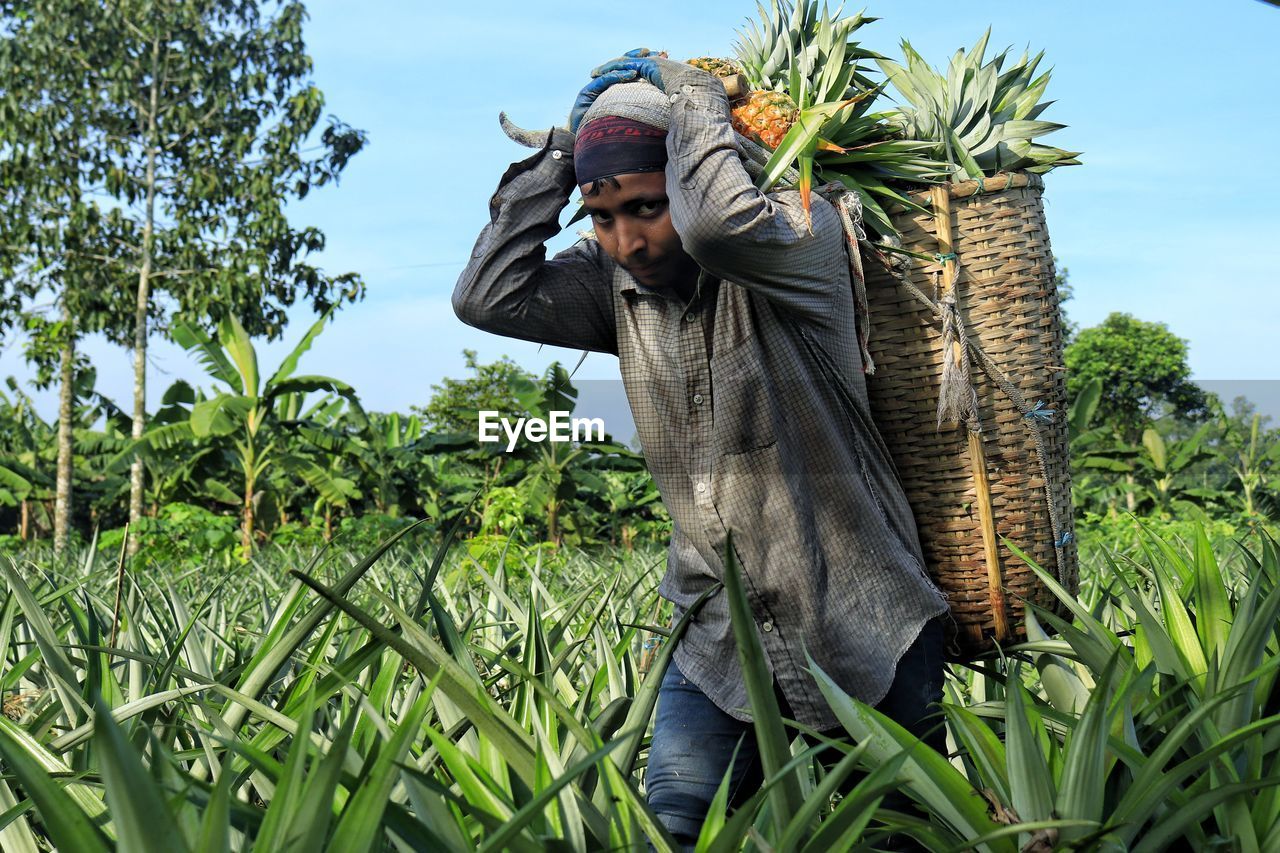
451, 279, 495, 331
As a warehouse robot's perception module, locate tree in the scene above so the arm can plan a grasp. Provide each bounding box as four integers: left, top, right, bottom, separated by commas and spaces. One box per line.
417, 350, 539, 434
0, 0, 367, 554
1065, 312, 1212, 443
0, 14, 139, 551
1053, 258, 1076, 343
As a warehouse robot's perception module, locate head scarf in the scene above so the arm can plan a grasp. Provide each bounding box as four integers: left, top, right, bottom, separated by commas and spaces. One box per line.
573, 81, 671, 185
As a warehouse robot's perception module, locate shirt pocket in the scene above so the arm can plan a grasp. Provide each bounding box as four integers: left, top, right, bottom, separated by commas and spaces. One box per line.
711, 335, 779, 455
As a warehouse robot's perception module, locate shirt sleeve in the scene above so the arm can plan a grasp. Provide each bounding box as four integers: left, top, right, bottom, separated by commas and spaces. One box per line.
663, 71, 849, 326
453, 127, 619, 355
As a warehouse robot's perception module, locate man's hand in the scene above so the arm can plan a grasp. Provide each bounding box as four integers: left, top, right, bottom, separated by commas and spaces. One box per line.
591, 48, 697, 94
569, 68, 639, 132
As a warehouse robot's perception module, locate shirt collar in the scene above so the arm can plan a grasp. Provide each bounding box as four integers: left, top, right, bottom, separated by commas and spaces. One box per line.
618, 267, 716, 306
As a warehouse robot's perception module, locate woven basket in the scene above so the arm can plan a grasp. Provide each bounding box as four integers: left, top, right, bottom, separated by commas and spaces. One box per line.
859, 172, 1078, 658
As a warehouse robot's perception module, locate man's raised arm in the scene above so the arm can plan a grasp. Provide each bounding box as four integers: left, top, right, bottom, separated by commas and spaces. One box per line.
589, 54, 848, 326
664, 69, 847, 323
452, 126, 618, 355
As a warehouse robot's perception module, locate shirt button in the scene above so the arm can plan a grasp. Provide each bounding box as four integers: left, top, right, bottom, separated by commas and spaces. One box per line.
684, 313, 696, 323
669, 93, 681, 103
693, 393, 703, 404
695, 482, 706, 493
551, 150, 563, 160
762, 621, 774, 633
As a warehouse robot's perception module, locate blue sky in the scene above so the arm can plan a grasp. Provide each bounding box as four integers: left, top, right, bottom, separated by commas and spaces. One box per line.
4, 0, 1279, 428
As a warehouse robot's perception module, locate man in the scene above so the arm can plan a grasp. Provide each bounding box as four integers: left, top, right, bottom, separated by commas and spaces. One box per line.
453, 50, 950, 846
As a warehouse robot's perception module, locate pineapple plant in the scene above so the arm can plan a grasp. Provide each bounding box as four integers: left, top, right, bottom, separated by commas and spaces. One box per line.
678, 1, 945, 235
730, 0, 879, 154
876, 29, 1082, 181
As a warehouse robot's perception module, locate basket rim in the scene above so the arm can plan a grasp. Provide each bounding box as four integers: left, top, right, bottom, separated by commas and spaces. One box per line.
904, 170, 1045, 205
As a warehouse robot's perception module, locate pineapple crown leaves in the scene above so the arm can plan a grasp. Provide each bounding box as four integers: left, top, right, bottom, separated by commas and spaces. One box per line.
734, 0, 881, 104
876, 27, 1082, 181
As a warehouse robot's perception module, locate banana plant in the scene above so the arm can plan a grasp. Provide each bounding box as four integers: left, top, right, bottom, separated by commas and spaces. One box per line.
0, 385, 54, 539
291, 407, 462, 522
1218, 411, 1280, 521
143, 311, 365, 558
0, 377, 128, 541
506, 362, 621, 546
1132, 424, 1225, 517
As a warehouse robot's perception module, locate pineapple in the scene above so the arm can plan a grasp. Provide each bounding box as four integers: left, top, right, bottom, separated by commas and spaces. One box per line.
685, 55, 796, 147
725, 0, 877, 152
684, 56, 744, 79
730, 90, 798, 150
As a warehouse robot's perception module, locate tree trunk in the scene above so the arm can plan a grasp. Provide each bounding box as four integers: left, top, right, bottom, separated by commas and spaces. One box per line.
324, 505, 333, 542
1124, 473, 1136, 513
127, 35, 161, 557
20, 499, 29, 541
53, 302, 75, 555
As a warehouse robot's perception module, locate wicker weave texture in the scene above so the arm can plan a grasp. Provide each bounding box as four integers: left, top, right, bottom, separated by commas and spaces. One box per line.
862, 172, 1078, 656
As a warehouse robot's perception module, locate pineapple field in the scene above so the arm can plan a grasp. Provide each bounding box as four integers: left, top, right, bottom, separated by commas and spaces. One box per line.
3, 0, 1280, 850
1, 524, 1279, 850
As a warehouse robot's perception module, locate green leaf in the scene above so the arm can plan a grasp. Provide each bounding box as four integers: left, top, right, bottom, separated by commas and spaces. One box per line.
1142, 428, 1167, 473
1055, 653, 1123, 842
196, 769, 233, 853
1153, 557, 1209, 694
474, 736, 629, 853
1133, 778, 1280, 853
266, 309, 333, 388
808, 657, 1011, 847
722, 532, 805, 838
1069, 377, 1102, 435
758, 99, 865, 191
217, 315, 259, 399
1004, 666, 1056, 826
943, 703, 1009, 803
1192, 526, 1231, 669
292, 572, 541, 786
189, 395, 254, 438
593, 581, 719, 800
0, 720, 110, 853
0, 561, 91, 724
172, 319, 243, 393
92, 702, 190, 853
218, 520, 431, 736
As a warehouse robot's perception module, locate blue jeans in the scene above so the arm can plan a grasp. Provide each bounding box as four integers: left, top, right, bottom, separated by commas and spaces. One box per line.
644, 615, 946, 848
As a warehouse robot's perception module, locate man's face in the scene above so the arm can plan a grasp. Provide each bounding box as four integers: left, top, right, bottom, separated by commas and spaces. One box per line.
579, 171, 699, 291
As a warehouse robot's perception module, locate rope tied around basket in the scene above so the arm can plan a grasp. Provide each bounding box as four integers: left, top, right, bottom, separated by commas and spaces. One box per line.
822, 185, 878, 376
936, 288, 982, 432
